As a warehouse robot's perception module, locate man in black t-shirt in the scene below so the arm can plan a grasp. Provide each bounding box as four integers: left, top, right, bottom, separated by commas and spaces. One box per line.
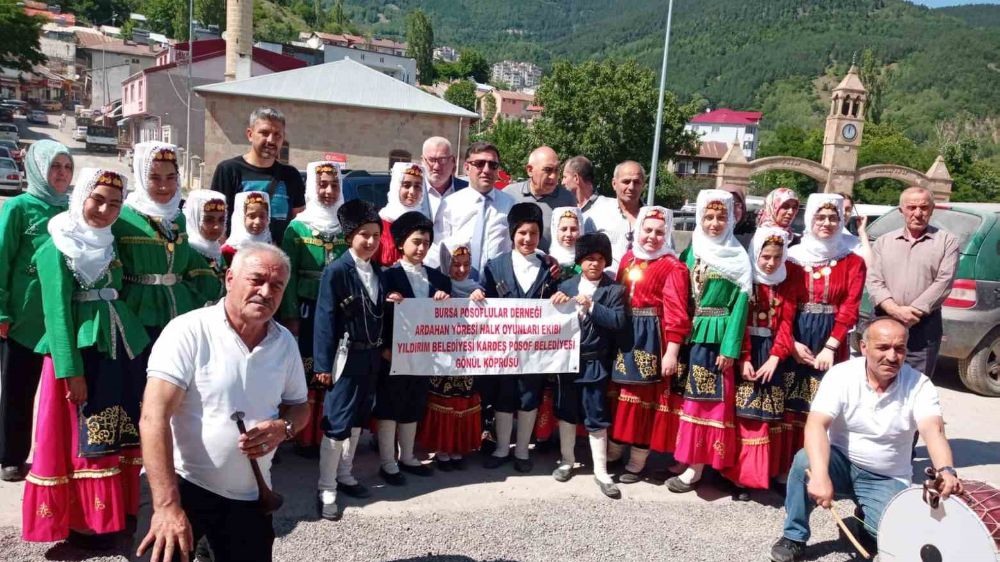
210, 107, 306, 245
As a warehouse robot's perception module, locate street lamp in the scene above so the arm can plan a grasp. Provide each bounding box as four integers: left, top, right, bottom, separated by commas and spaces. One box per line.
646, 0, 675, 207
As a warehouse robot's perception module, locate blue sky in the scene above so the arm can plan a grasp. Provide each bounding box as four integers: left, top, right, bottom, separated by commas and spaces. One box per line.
912, 0, 1000, 6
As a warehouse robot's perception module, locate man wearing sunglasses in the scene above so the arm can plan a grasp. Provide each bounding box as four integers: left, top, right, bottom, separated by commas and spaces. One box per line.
435, 141, 516, 278
506, 146, 577, 252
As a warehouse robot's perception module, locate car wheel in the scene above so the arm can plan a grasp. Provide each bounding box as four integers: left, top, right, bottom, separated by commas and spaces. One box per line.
958, 331, 1000, 397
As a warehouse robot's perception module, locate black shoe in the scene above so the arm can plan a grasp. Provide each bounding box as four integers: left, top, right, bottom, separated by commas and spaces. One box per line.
513, 457, 533, 473
618, 470, 643, 484
379, 467, 407, 486
436, 458, 454, 472
733, 486, 751, 502
0, 465, 25, 482
552, 464, 573, 482
595, 477, 622, 499
317, 497, 342, 521
666, 475, 699, 493
336, 481, 372, 498
450, 457, 466, 471
483, 454, 509, 469
399, 462, 433, 477
769, 537, 805, 562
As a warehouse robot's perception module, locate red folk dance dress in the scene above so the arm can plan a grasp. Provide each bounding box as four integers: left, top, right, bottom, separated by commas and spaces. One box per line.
376, 218, 400, 266
610, 250, 691, 448
722, 275, 798, 489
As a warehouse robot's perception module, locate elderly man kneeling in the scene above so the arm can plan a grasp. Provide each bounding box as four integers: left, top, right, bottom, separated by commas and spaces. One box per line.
138, 242, 309, 562
769, 317, 961, 562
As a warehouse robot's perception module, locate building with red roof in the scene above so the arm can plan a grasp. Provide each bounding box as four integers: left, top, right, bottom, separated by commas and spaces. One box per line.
674, 108, 763, 177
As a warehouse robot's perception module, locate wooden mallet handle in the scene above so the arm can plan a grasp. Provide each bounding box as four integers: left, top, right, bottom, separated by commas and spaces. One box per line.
231, 411, 284, 514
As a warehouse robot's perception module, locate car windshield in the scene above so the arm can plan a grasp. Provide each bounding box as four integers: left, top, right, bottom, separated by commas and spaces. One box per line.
867, 208, 984, 251
0, 159, 16, 170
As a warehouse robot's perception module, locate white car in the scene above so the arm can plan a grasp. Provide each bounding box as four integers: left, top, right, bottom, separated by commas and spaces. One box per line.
0, 123, 18, 144
0, 157, 23, 194
28, 110, 47, 124
73, 125, 88, 141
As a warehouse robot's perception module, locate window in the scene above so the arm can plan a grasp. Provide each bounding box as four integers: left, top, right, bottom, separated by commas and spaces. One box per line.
388, 149, 412, 169
743, 141, 753, 150
677, 162, 687, 175
711, 125, 720, 133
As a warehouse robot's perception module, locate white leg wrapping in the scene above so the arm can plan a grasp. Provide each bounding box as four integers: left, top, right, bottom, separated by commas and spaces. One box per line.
337, 427, 362, 485
514, 409, 537, 460
589, 429, 613, 484
318, 437, 344, 494
606, 439, 625, 462
377, 420, 399, 473
397, 422, 420, 466
679, 463, 704, 485
625, 446, 649, 474
558, 421, 577, 467
493, 411, 513, 458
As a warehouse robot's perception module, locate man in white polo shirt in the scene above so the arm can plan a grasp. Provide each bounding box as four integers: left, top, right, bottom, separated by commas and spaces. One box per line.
137, 242, 309, 562
770, 317, 961, 562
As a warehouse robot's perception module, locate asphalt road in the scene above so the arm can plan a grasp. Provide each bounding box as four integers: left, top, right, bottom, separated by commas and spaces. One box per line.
0, 118, 996, 561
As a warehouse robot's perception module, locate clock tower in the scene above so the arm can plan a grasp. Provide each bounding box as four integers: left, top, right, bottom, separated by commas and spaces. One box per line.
821, 65, 867, 193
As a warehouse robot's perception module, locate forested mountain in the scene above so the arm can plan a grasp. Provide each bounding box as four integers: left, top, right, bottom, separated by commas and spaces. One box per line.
938, 3, 1000, 26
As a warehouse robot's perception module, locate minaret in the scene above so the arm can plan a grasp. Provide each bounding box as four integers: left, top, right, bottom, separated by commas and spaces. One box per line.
821, 65, 867, 193
224, 0, 253, 82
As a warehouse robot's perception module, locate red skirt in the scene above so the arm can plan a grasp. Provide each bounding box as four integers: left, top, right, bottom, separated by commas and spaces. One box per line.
22, 357, 137, 542
295, 388, 326, 447
534, 387, 556, 441
417, 394, 482, 455
673, 367, 736, 470
650, 389, 684, 453
610, 382, 668, 447
721, 419, 774, 489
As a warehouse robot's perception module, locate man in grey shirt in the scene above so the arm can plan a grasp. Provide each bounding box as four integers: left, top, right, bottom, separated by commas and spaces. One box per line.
866, 186, 959, 379
506, 146, 576, 252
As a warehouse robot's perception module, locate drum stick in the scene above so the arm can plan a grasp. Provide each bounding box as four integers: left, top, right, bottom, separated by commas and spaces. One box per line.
805, 469, 871, 560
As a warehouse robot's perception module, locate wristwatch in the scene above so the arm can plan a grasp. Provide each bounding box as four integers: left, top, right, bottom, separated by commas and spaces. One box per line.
281, 418, 295, 441
938, 466, 958, 477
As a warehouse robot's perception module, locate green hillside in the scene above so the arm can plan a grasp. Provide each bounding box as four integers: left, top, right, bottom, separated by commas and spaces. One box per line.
938, 3, 1000, 27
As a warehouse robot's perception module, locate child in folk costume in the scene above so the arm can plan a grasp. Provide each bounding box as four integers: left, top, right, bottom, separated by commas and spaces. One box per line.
783, 194, 865, 454
609, 206, 691, 484
374, 211, 451, 485
377, 162, 426, 266
183, 191, 228, 306
221, 191, 271, 265
550, 233, 626, 498
313, 199, 385, 521
23, 169, 149, 546
722, 227, 799, 500
481, 202, 559, 472
115, 142, 202, 351
666, 190, 751, 494
0, 140, 72, 482
418, 236, 484, 470
280, 161, 349, 456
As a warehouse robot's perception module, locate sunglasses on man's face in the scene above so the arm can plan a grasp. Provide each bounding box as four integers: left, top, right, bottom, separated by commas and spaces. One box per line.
468, 159, 500, 170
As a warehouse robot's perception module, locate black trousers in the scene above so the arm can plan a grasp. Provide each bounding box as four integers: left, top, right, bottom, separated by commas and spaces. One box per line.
177, 478, 274, 562
0, 338, 44, 467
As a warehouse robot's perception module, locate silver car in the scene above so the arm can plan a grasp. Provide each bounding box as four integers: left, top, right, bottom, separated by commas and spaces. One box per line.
0, 157, 23, 194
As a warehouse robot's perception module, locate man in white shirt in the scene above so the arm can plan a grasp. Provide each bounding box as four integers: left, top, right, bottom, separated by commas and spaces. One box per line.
435, 141, 515, 278
420, 136, 467, 223
138, 242, 309, 562
585, 160, 645, 272
770, 317, 961, 562
561, 155, 613, 223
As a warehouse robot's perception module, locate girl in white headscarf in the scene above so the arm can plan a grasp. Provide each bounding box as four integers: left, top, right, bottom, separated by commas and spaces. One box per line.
221, 191, 272, 264
667, 189, 751, 494
608, 206, 691, 485
783, 193, 865, 457
279, 162, 350, 455
24, 168, 150, 546
548, 206, 583, 277
722, 227, 799, 499
114, 141, 202, 336
183, 190, 228, 305
377, 162, 426, 266
417, 236, 483, 469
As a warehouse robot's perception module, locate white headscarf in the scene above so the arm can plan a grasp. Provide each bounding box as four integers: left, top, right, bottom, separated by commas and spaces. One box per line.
631, 205, 676, 261
439, 235, 480, 297
125, 141, 181, 222
47, 168, 126, 286
295, 161, 344, 237
184, 190, 226, 262
548, 206, 583, 266
692, 189, 752, 292
788, 193, 855, 266
751, 226, 790, 286
379, 162, 427, 222
227, 191, 272, 249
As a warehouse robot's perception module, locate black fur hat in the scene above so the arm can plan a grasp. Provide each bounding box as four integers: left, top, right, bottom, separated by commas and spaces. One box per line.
507, 202, 544, 240
575, 232, 613, 265
337, 199, 380, 238
390, 211, 434, 249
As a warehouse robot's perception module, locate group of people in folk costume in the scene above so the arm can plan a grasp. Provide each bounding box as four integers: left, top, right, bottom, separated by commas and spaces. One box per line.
0, 131, 869, 546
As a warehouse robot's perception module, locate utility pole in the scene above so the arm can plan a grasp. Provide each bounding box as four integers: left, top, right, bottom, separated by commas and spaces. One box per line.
646, 0, 675, 207
185, 0, 194, 189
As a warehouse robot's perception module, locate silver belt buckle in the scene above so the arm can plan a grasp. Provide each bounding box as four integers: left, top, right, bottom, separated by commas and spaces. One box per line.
159, 273, 178, 285
98, 288, 117, 301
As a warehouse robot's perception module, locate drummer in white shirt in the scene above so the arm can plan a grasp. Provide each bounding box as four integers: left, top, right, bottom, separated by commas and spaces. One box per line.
770, 317, 962, 562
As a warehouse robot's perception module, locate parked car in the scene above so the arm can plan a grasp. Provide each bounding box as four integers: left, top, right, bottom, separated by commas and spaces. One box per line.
0, 123, 18, 143
342, 170, 392, 209
0, 107, 12, 122
859, 203, 1000, 396
1, 100, 27, 113
0, 140, 22, 169
73, 125, 88, 141
0, 157, 23, 194
27, 110, 47, 124
41, 100, 62, 111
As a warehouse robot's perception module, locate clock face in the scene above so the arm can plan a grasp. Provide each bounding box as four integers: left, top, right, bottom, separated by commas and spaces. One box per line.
842, 123, 858, 141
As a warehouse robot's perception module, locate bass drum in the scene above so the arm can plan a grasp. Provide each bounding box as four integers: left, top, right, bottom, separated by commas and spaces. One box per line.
878, 481, 1000, 561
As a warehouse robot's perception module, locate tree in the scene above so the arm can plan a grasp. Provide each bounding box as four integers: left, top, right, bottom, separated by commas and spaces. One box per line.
754, 124, 824, 195
444, 80, 477, 112
0, 2, 45, 72
330, 0, 347, 27
196, 0, 227, 31
405, 9, 435, 85
457, 48, 490, 83
853, 122, 934, 204
474, 118, 537, 180
531, 59, 700, 191
859, 49, 890, 125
